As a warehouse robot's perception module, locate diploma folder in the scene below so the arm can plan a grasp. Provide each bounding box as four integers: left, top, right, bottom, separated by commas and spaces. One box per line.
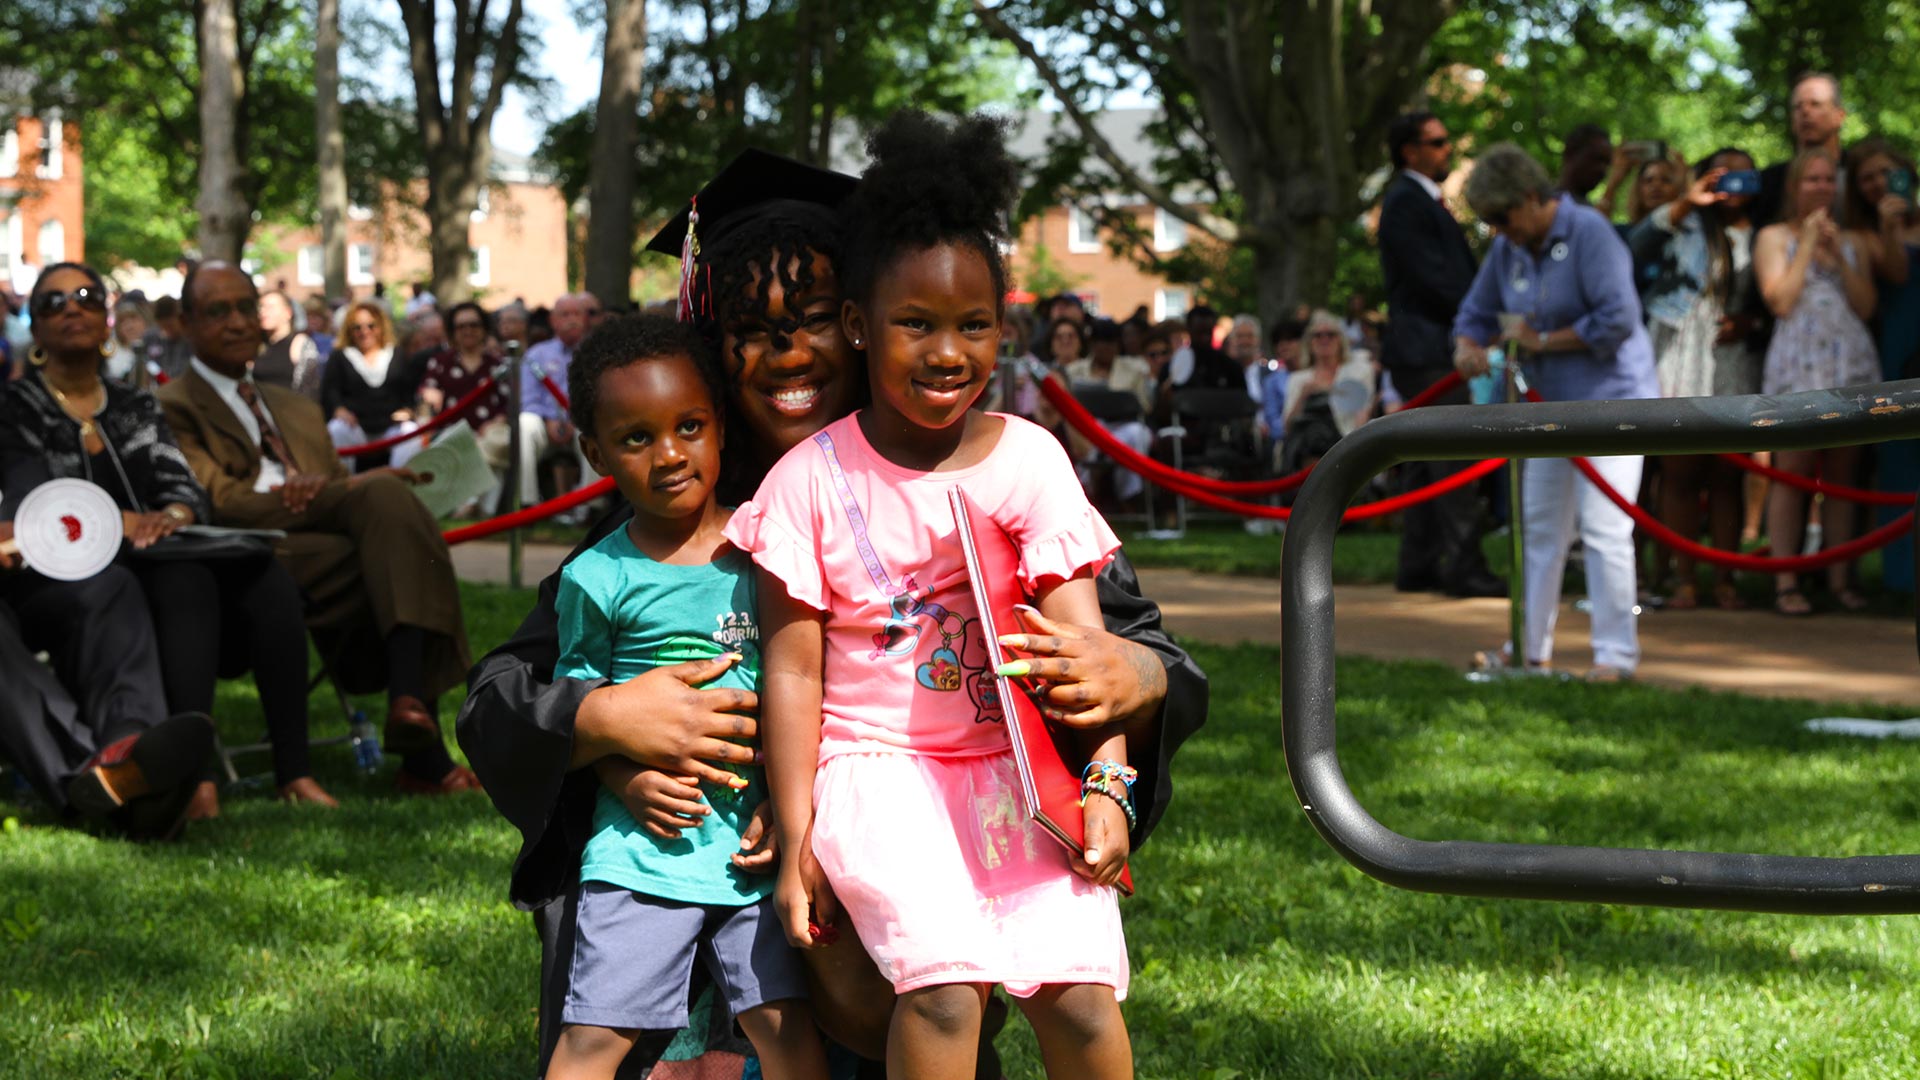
949, 487, 1133, 896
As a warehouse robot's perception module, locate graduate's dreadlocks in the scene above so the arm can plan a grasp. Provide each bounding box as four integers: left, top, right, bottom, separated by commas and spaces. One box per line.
840, 110, 1020, 310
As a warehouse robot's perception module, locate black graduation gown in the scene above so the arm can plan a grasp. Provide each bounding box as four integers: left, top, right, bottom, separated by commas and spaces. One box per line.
454, 501, 1209, 1073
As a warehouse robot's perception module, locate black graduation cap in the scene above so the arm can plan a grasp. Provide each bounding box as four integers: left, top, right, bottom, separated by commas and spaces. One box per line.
643, 148, 859, 259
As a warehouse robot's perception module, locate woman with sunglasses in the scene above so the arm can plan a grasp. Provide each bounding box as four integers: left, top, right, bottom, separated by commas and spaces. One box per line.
1452, 143, 1659, 683
416, 301, 513, 516
1278, 310, 1377, 481
0, 262, 337, 812
320, 299, 425, 470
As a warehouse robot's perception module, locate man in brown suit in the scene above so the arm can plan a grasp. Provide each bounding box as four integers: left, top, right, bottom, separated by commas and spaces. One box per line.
158, 263, 478, 793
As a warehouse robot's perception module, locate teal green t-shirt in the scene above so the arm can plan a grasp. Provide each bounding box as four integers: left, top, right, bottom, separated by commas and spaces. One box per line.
556, 526, 767, 905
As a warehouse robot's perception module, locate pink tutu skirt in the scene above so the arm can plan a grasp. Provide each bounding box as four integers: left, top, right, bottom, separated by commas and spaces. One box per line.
811, 749, 1128, 998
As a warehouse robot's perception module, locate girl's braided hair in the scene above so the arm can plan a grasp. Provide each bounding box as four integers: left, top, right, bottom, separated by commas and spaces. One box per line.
839, 110, 1020, 311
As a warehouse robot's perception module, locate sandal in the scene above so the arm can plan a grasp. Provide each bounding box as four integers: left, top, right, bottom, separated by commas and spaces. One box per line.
1584, 665, 1632, 683
1774, 587, 1813, 617
1835, 587, 1871, 613
1666, 582, 1699, 610
1713, 582, 1747, 611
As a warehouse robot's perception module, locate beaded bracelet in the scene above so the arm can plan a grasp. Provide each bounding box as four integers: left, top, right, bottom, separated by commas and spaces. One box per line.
1079, 760, 1139, 832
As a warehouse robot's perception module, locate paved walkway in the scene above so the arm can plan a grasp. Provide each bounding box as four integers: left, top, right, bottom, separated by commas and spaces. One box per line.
451, 543, 1920, 709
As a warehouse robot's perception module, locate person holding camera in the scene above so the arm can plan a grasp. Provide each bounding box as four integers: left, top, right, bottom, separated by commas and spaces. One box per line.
1631, 148, 1765, 611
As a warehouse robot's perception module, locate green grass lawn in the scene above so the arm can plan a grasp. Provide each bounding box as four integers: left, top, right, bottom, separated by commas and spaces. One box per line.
5, 584, 1920, 1077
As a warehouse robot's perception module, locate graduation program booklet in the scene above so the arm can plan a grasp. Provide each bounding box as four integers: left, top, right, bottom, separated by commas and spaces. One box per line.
949, 486, 1133, 896
405, 420, 497, 518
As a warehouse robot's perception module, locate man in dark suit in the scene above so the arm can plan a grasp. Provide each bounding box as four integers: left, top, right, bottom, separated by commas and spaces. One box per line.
1378, 111, 1505, 597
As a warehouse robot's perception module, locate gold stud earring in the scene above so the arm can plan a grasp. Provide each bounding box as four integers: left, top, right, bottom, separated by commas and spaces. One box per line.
28, 345, 47, 366
100, 340, 115, 359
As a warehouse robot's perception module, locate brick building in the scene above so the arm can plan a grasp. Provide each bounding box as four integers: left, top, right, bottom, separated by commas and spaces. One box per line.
0, 114, 84, 294
255, 148, 569, 308
1004, 108, 1198, 323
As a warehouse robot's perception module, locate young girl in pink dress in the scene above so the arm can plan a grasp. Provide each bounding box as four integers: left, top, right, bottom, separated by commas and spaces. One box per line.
723, 111, 1136, 1079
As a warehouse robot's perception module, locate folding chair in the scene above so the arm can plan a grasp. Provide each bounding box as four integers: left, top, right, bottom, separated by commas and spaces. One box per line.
1069, 383, 1157, 528
1159, 387, 1265, 536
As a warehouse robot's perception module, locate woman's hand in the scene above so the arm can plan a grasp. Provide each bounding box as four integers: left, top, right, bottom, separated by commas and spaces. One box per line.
996, 608, 1166, 729
418, 387, 446, 415
732, 800, 779, 874
1076, 794, 1132, 888
390, 408, 415, 423
332, 407, 357, 425
775, 845, 841, 949
1686, 168, 1729, 209
1452, 337, 1491, 377
571, 653, 761, 784
594, 758, 711, 839
0, 521, 18, 570
121, 509, 182, 549
1879, 193, 1911, 230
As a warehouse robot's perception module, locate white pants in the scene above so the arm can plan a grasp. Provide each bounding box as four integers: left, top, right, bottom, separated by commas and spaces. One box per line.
517, 412, 593, 505
1510, 455, 1644, 672
326, 416, 423, 472
1074, 419, 1153, 501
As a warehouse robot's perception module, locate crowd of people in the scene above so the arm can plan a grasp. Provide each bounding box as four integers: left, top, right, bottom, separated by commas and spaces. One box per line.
1387, 69, 1914, 682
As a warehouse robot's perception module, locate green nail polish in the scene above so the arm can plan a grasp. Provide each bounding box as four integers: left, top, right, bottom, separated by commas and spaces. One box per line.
995, 660, 1031, 678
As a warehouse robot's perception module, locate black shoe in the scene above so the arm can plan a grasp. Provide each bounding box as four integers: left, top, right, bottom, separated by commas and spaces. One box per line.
66, 713, 215, 841
1395, 574, 1442, 593
1445, 572, 1509, 599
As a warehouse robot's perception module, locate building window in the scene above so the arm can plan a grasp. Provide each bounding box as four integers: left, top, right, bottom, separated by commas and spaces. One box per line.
468, 246, 490, 287
0, 130, 16, 178
35, 119, 62, 180
348, 203, 374, 222
470, 185, 491, 222
348, 243, 375, 285
1066, 204, 1101, 254
1154, 287, 1190, 322
297, 244, 325, 287
0, 213, 17, 280
1154, 207, 1187, 252
36, 219, 64, 265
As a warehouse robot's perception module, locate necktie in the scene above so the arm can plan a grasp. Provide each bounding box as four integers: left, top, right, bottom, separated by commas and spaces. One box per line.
235, 379, 300, 473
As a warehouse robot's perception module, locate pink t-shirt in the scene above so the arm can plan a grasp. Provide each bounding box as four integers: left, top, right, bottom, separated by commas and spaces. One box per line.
725, 413, 1119, 762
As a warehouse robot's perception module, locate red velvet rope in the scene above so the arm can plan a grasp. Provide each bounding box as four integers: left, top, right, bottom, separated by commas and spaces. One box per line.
1715, 452, 1914, 507
336, 375, 499, 457
1034, 370, 1505, 521
540, 373, 570, 412
443, 477, 616, 545
1505, 387, 1917, 572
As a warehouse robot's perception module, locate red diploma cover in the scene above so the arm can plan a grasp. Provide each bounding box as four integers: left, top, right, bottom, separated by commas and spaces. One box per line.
949, 487, 1133, 895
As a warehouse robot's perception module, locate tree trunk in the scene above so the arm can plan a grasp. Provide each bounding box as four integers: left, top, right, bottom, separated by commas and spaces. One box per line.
397, 0, 525, 305
791, 0, 816, 161
584, 0, 647, 306
194, 0, 251, 262
315, 0, 349, 299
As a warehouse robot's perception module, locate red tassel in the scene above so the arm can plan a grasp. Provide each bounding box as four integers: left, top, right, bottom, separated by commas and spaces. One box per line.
677, 197, 701, 323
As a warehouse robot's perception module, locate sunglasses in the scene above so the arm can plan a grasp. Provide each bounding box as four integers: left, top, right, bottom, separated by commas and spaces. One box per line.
1416, 136, 1451, 148
31, 286, 108, 318
350, 321, 381, 333
1311, 330, 1342, 339
198, 297, 260, 322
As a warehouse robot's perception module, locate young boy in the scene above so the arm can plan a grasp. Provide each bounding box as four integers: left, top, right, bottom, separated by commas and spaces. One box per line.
548, 314, 825, 1080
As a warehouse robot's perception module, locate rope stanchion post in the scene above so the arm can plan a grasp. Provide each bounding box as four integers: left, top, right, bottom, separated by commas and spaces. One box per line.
504, 340, 524, 590
1499, 342, 1528, 675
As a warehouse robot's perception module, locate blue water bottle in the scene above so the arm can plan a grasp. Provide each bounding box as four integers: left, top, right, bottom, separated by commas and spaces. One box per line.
1469, 346, 1508, 405
350, 709, 383, 773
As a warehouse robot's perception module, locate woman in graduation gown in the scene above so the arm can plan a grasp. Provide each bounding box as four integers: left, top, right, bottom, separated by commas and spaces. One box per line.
455, 150, 1209, 1077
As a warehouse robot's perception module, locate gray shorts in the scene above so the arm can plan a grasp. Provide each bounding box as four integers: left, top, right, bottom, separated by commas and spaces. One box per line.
561, 881, 808, 1031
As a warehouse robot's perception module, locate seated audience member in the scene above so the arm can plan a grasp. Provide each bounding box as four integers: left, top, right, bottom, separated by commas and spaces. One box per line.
1064, 318, 1155, 505
1029, 292, 1087, 356
158, 262, 478, 794
143, 295, 195, 381
494, 303, 530, 354
1260, 317, 1308, 450
303, 296, 337, 358
321, 299, 426, 470
995, 305, 1039, 416
1165, 304, 1240, 392
1224, 313, 1269, 407
518, 292, 598, 511
1279, 310, 1377, 478
254, 289, 324, 401
419, 301, 514, 516
1120, 311, 1150, 359
0, 462, 214, 840
1755, 148, 1880, 615
404, 281, 438, 319
1342, 293, 1370, 349
403, 310, 448, 365
1, 262, 335, 813
1140, 327, 1174, 389
106, 296, 153, 386
526, 306, 554, 348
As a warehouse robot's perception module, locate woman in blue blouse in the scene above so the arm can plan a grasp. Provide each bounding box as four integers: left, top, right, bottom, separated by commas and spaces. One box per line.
1452, 143, 1660, 682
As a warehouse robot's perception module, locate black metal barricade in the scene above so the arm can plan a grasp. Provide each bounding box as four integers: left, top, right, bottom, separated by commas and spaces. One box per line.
1280, 380, 1920, 914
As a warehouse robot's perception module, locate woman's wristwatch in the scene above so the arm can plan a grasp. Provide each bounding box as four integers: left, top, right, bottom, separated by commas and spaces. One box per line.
162, 505, 191, 525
